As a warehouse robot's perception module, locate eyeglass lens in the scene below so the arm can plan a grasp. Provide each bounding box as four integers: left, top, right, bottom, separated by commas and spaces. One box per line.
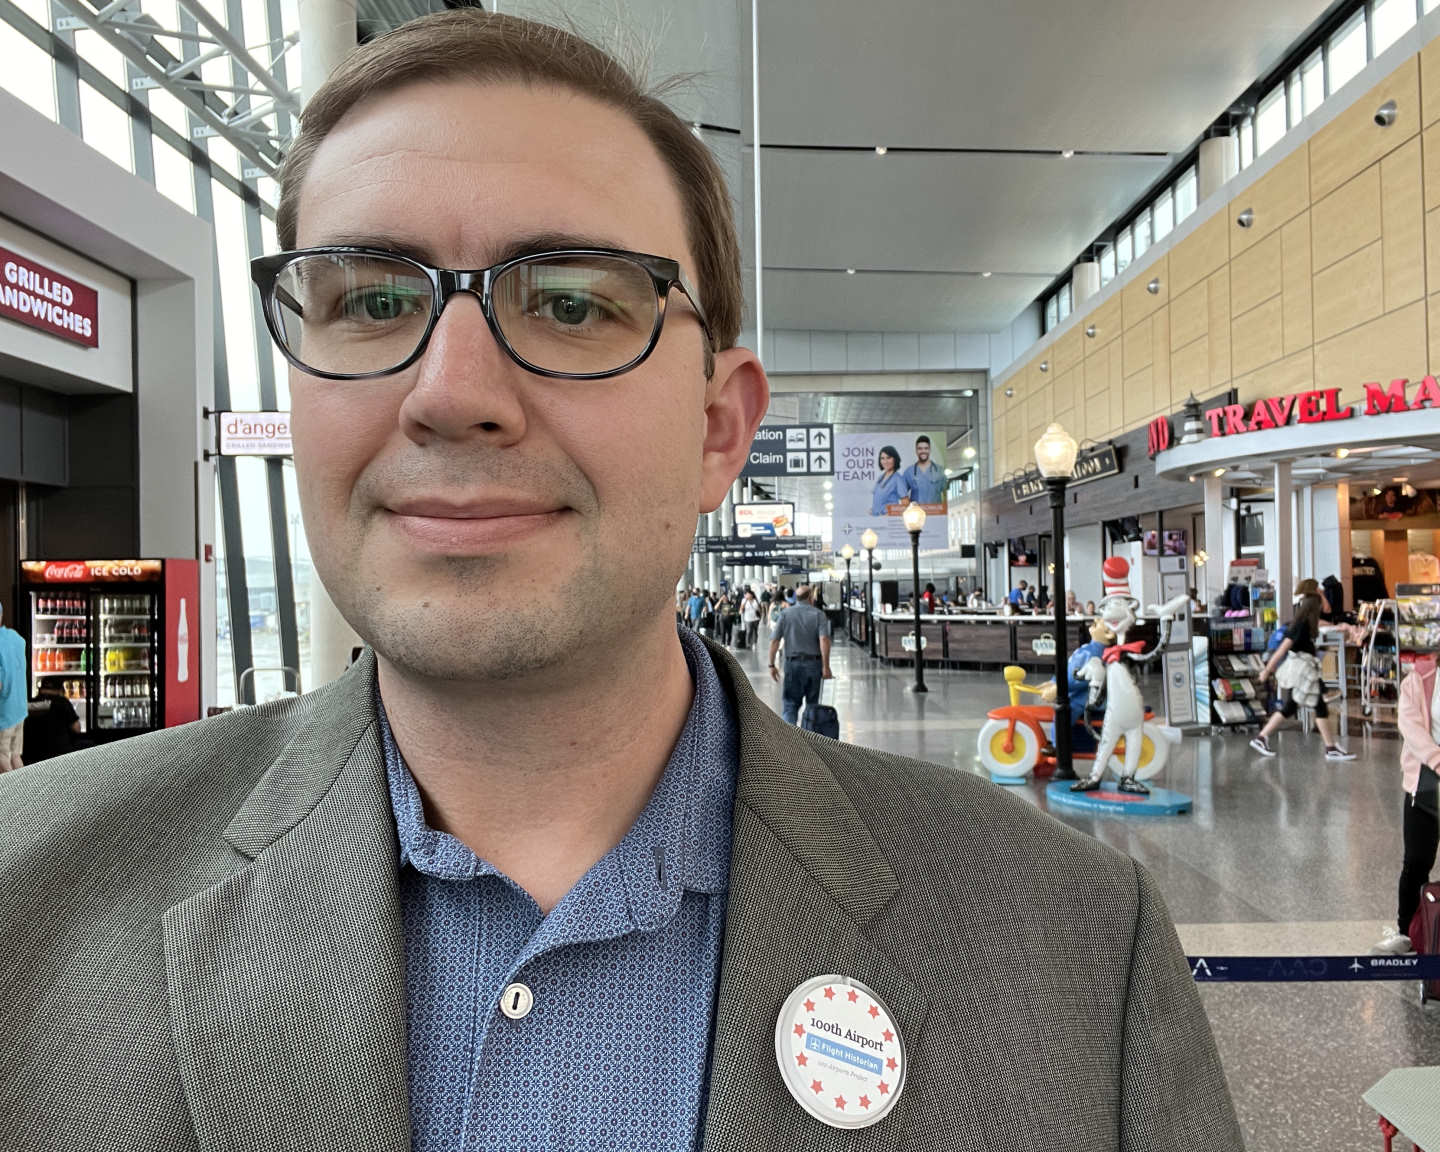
271, 252, 661, 377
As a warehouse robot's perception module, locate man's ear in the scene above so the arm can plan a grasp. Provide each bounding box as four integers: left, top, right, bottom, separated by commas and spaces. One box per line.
699, 346, 769, 513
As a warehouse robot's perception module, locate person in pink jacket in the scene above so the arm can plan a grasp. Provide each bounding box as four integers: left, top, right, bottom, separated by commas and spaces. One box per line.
1374, 656, 1440, 954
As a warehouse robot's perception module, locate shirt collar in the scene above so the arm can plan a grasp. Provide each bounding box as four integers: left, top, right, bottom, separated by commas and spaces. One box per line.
378, 626, 736, 905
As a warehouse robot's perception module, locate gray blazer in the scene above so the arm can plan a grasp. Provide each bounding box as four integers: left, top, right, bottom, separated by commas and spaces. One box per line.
0, 644, 1243, 1151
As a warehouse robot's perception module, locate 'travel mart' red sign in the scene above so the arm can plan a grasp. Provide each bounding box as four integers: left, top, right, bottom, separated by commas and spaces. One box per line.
1150, 377, 1440, 457
0, 246, 99, 348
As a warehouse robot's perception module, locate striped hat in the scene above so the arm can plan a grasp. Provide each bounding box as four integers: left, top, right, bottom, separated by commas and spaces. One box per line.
1102, 556, 1133, 599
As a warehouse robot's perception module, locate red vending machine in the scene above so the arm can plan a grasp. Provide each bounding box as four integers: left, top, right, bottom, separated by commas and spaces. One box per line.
19, 558, 201, 738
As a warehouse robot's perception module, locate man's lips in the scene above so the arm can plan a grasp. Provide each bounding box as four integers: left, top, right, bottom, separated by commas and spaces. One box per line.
383, 498, 570, 552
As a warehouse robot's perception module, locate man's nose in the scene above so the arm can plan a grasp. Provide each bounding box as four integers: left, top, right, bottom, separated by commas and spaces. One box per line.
397, 292, 528, 445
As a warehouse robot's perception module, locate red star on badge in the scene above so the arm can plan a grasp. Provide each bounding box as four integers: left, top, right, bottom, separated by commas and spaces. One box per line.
803, 998, 815, 1012
878, 1081, 890, 1095
882, 1028, 894, 1043
793, 1024, 805, 1037
823, 987, 835, 1000
796, 1052, 808, 1067
834, 1095, 846, 1111
810, 1079, 824, 1095
867, 1004, 880, 1018
886, 1056, 898, 1071
859, 1095, 872, 1110
846, 989, 859, 1003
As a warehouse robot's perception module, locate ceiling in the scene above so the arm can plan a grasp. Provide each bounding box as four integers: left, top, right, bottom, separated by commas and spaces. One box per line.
362, 0, 1340, 335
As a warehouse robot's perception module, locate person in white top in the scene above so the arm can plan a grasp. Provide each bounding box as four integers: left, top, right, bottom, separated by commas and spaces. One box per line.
739, 589, 762, 649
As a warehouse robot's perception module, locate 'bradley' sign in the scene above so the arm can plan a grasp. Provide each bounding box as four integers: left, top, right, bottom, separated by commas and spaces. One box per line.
1009, 443, 1120, 503
0, 247, 99, 348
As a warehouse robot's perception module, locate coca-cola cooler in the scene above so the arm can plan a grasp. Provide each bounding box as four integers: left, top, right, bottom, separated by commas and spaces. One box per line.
19, 558, 200, 738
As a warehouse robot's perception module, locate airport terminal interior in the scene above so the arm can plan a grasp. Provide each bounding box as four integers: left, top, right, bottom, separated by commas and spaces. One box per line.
4, 0, 1440, 1146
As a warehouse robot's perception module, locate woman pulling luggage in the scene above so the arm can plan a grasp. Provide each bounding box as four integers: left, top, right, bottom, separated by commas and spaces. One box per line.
1249, 578, 1355, 761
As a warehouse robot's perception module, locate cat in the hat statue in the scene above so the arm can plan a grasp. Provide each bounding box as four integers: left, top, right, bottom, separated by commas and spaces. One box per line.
1072, 556, 1189, 794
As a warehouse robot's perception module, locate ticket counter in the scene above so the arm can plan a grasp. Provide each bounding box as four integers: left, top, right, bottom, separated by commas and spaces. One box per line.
870, 613, 1158, 670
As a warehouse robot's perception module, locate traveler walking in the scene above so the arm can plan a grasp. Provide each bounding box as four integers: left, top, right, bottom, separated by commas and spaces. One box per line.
1373, 653, 1440, 954
0, 603, 26, 772
686, 587, 704, 630
740, 589, 761, 649
768, 584, 833, 725
1250, 578, 1354, 760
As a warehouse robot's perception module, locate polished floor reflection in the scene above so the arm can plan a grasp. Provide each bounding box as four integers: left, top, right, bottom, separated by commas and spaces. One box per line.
734, 633, 1439, 1152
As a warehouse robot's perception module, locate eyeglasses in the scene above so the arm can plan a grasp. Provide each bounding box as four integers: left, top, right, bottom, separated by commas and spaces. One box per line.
249, 246, 715, 381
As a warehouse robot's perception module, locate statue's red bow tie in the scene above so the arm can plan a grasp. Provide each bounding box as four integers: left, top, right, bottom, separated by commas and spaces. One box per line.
1103, 641, 1147, 663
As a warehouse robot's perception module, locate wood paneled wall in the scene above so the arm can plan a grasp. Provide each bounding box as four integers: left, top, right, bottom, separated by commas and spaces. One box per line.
995, 40, 1440, 478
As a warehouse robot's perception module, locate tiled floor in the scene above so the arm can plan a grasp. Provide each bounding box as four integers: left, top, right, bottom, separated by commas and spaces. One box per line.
734, 634, 1439, 1151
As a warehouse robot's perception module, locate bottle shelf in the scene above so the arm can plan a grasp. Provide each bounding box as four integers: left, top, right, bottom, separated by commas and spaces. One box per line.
100, 614, 149, 621
34, 615, 86, 621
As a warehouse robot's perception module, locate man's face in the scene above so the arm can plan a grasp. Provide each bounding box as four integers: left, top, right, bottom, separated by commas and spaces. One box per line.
289, 80, 764, 681
915, 441, 931, 465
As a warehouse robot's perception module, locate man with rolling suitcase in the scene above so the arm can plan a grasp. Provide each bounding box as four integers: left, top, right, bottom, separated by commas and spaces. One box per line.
768, 584, 832, 726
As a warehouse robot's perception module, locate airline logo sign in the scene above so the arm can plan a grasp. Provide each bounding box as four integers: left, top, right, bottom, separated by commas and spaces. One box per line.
0, 247, 99, 348
219, 411, 293, 456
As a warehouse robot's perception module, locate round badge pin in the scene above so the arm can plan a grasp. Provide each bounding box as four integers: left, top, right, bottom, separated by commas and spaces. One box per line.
774, 974, 906, 1129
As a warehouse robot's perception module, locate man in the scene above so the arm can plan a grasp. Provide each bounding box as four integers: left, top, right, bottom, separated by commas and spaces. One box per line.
686, 586, 704, 629
0, 11, 1241, 1151
0, 603, 26, 772
1009, 578, 1029, 606
901, 433, 946, 505
768, 584, 833, 726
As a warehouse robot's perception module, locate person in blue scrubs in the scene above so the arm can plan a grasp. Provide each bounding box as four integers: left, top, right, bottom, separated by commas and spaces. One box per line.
902, 434, 947, 505
870, 446, 911, 515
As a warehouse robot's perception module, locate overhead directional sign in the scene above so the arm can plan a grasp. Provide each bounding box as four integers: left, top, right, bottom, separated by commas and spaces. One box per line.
742, 423, 835, 477
694, 535, 822, 555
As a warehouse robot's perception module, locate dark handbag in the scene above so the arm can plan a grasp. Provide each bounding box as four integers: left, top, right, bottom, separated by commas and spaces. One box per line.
1417, 764, 1440, 819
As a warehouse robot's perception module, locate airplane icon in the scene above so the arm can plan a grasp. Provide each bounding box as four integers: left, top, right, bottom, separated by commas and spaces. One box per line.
1349, 958, 1364, 973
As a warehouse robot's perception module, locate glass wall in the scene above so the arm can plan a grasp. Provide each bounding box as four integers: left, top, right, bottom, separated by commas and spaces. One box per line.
0, 0, 300, 705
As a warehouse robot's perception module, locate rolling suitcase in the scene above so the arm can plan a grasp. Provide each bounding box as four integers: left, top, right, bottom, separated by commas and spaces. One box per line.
803, 679, 840, 740
1407, 881, 1439, 1005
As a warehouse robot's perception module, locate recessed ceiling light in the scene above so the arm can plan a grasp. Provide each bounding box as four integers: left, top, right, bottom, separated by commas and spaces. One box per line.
1061, 149, 1075, 158
963, 446, 977, 459
823, 480, 833, 490
981, 271, 992, 278
1335, 448, 1350, 459
961, 388, 974, 397
875, 146, 888, 156
845, 268, 856, 275
1213, 467, 1227, 477
1394, 475, 1409, 482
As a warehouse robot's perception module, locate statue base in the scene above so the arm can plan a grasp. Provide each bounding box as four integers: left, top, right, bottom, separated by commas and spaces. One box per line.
1045, 780, 1192, 817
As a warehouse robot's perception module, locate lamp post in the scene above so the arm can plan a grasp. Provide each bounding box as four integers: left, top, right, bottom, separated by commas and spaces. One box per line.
840, 544, 856, 645
861, 528, 879, 658
1034, 423, 1080, 779
902, 503, 927, 693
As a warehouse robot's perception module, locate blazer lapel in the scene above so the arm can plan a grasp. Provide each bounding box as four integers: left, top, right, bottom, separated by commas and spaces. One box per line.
163, 653, 411, 1152
702, 645, 929, 1152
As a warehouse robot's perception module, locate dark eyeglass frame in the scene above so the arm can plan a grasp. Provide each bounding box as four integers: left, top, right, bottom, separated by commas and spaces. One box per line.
248, 245, 717, 382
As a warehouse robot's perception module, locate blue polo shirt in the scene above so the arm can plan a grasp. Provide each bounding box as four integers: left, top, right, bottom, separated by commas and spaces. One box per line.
382, 625, 738, 1151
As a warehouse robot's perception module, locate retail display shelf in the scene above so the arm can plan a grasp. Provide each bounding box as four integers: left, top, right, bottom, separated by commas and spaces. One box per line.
36, 644, 87, 649
33, 614, 85, 620
99, 614, 149, 620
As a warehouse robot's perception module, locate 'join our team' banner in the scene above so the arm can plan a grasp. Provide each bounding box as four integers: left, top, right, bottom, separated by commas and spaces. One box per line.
831, 431, 948, 551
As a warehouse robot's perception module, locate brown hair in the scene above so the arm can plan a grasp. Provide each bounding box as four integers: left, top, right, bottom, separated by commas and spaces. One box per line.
275, 9, 742, 353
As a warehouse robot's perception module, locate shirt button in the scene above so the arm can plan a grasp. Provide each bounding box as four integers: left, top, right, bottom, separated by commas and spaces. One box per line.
499, 982, 534, 1020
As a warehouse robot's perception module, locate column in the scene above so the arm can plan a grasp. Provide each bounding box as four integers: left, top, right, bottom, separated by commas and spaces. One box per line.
1204, 474, 1225, 602
1072, 262, 1100, 308
299, 0, 357, 102
1273, 461, 1294, 624
302, 0, 363, 689
706, 510, 721, 590
1297, 485, 1314, 580
1198, 133, 1236, 201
